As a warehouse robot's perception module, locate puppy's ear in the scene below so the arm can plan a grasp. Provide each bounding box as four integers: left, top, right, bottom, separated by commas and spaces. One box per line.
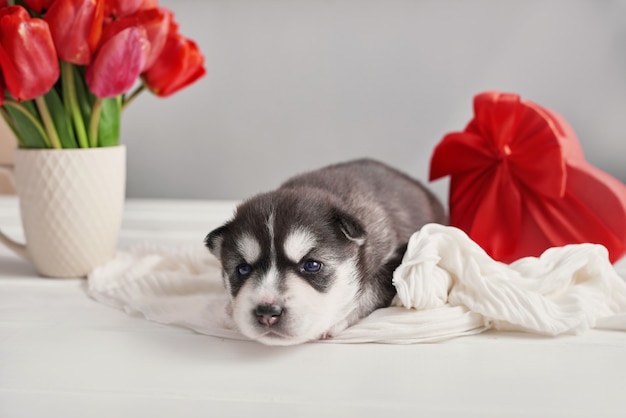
205, 223, 230, 258
333, 210, 366, 246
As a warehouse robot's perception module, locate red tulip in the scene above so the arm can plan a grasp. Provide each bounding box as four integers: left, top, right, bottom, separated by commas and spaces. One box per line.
104, 0, 144, 18
0, 6, 59, 101
85, 26, 145, 97
142, 24, 206, 97
430, 91, 626, 263
45, 0, 105, 65
100, 7, 171, 71
139, 0, 159, 9
22, 0, 55, 13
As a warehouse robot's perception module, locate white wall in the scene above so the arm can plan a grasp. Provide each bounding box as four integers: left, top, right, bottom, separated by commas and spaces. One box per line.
122, 0, 626, 201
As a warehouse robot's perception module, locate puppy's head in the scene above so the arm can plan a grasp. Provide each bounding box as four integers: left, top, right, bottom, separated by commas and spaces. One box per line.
205, 189, 365, 345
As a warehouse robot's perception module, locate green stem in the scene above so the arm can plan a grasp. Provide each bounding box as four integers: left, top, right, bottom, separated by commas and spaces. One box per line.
89, 97, 103, 148
3, 99, 51, 148
61, 61, 89, 148
35, 96, 62, 149
122, 83, 146, 111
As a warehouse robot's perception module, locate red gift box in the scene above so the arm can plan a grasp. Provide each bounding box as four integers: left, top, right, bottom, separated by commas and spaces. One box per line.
430, 91, 626, 263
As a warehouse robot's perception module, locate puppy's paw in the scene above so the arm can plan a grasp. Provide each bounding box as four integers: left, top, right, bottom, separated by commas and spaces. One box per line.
320, 331, 335, 340
320, 320, 350, 340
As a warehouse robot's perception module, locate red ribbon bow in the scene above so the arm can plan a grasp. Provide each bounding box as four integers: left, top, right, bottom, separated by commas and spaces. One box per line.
430, 91, 626, 263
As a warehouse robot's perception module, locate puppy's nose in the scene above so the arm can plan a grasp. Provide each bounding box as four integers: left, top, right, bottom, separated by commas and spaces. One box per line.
255, 303, 283, 327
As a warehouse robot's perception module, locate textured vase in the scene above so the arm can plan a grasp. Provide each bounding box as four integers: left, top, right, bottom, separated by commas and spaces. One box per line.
0, 146, 126, 278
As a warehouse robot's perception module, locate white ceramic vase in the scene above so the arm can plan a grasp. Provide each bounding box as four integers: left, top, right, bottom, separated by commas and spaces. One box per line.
0, 146, 126, 278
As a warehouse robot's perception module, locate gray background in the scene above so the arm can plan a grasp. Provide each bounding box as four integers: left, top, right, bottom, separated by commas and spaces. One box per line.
122, 0, 626, 202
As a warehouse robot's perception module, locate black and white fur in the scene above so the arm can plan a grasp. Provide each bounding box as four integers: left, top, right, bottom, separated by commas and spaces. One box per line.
205, 159, 446, 345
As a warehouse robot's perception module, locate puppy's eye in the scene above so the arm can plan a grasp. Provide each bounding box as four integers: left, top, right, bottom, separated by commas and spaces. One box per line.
301, 259, 322, 273
236, 263, 252, 277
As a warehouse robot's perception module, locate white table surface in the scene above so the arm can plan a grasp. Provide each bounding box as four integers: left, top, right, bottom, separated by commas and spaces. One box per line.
1, 196, 625, 418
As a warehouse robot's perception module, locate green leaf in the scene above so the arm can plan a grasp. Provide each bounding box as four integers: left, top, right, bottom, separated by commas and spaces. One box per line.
43, 88, 77, 148
2, 100, 49, 148
61, 62, 90, 148
72, 64, 94, 124
97, 97, 121, 147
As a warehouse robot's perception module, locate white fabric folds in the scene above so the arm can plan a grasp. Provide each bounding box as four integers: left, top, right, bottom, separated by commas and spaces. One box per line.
88, 224, 626, 344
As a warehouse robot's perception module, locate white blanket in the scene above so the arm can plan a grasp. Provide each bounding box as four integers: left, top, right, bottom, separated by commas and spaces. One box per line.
88, 224, 626, 344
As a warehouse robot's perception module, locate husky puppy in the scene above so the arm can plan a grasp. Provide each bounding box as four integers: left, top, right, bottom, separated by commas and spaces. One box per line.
205, 159, 445, 345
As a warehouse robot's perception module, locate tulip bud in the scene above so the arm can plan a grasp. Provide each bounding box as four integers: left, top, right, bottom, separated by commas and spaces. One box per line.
100, 7, 171, 72
45, 0, 105, 65
142, 27, 206, 97
86, 26, 146, 98
0, 6, 59, 101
